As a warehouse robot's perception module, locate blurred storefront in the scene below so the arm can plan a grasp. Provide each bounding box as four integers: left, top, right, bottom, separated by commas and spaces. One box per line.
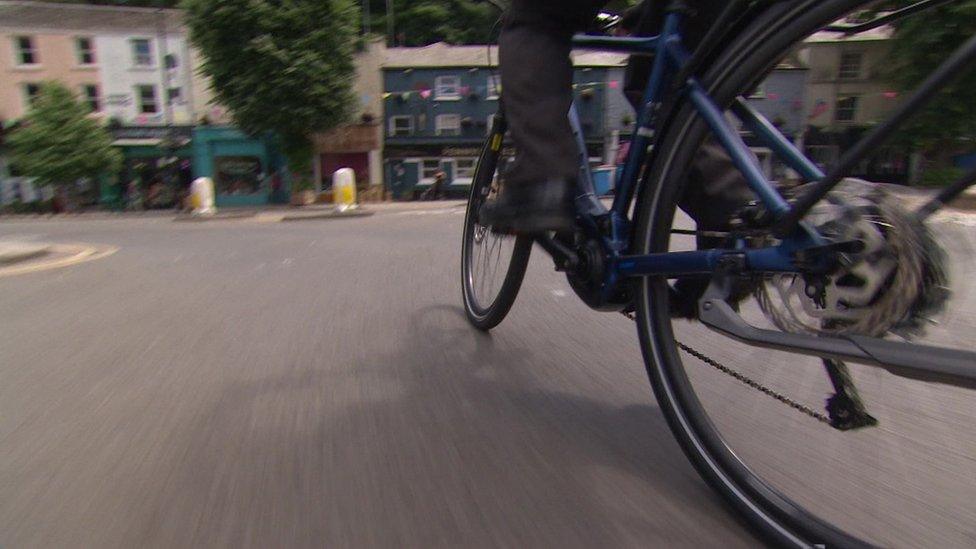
110, 125, 194, 209
191, 126, 287, 207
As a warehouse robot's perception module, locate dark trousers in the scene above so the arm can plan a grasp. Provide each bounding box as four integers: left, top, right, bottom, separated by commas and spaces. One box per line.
500, 0, 752, 230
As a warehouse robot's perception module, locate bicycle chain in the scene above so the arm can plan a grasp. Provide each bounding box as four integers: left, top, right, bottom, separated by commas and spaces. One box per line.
622, 311, 831, 425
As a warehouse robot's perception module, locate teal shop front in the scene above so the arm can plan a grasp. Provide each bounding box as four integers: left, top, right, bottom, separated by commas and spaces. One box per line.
192, 127, 288, 207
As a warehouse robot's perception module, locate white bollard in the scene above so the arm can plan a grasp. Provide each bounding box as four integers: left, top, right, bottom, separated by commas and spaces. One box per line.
332, 168, 357, 212
190, 176, 216, 215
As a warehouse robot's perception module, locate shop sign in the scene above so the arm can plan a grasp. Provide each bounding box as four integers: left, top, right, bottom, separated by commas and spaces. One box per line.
442, 147, 482, 157
106, 94, 132, 106
111, 125, 194, 141
386, 144, 511, 158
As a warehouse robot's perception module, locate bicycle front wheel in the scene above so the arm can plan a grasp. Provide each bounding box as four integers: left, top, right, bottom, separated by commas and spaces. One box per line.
461, 113, 532, 330
635, 0, 976, 546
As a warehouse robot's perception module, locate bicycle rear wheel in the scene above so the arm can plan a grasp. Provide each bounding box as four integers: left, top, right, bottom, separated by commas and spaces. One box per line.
461, 114, 532, 330
635, 1, 976, 546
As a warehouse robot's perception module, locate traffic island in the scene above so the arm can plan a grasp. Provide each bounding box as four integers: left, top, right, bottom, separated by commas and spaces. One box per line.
0, 241, 51, 266
0, 241, 117, 277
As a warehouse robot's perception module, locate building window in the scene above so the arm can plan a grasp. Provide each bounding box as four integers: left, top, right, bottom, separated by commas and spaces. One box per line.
838, 52, 862, 79
82, 84, 100, 112
435, 114, 461, 136
167, 87, 181, 104
420, 159, 441, 181
164, 54, 178, 69
486, 74, 501, 99
23, 83, 41, 107
131, 38, 153, 66
76, 37, 95, 65
834, 95, 859, 122
15, 36, 37, 65
215, 156, 263, 196
136, 85, 158, 114
388, 115, 413, 136
454, 158, 477, 182
435, 75, 460, 100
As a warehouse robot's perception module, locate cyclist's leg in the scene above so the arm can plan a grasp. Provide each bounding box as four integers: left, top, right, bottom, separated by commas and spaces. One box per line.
481, 0, 605, 233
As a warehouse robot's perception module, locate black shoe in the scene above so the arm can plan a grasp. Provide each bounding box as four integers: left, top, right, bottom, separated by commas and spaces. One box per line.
478, 179, 575, 233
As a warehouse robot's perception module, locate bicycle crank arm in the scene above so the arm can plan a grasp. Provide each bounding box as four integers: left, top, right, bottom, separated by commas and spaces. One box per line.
697, 285, 976, 390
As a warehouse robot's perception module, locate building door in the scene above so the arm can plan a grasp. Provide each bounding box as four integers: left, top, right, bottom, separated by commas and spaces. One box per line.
321, 153, 369, 188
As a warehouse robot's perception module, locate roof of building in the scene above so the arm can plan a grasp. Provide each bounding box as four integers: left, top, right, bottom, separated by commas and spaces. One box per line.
806, 26, 894, 43
805, 14, 895, 43
0, 1, 184, 34
382, 42, 628, 69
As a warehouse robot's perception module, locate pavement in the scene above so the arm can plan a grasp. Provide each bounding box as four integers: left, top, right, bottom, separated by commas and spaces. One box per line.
0, 200, 974, 548
174, 205, 377, 223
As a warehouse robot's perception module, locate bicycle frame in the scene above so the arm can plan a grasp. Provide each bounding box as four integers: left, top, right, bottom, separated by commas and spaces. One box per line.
568, 10, 824, 282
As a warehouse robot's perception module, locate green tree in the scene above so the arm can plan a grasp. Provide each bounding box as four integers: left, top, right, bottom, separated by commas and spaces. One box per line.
8, 82, 122, 190
370, 0, 640, 47
883, 0, 976, 153
34, 0, 182, 6
183, 0, 358, 174
387, 0, 497, 46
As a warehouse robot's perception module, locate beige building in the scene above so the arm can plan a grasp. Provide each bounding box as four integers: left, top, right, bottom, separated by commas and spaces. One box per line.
797, 25, 908, 181
312, 37, 386, 190
0, 18, 102, 121
0, 1, 221, 125
800, 26, 898, 131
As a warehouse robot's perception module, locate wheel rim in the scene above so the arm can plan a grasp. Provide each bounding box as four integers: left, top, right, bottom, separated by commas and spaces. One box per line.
465, 203, 521, 316
461, 138, 527, 322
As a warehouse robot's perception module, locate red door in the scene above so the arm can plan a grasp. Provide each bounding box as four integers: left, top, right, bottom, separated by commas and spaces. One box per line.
321, 153, 369, 187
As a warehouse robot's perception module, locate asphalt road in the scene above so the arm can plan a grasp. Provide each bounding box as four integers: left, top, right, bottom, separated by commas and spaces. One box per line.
1, 202, 974, 548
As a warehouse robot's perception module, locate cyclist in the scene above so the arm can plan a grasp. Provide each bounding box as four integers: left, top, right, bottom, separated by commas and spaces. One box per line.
480, 0, 753, 238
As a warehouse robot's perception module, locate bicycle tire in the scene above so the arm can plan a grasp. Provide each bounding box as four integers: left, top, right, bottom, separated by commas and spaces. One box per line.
461, 118, 532, 331
634, 1, 882, 546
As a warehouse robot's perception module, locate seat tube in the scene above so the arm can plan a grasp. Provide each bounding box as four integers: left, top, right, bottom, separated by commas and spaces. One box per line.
611, 11, 686, 217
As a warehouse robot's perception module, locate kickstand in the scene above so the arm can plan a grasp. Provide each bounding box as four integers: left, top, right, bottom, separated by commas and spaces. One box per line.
823, 359, 878, 430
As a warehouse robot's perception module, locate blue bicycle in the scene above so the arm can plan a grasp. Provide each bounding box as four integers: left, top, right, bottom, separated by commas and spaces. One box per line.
463, 1, 976, 546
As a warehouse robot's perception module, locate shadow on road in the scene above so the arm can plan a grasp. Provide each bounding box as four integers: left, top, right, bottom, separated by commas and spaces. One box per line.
129, 303, 748, 546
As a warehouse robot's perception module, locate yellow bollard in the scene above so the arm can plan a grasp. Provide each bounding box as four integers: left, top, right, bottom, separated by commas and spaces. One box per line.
190, 177, 216, 215
332, 168, 357, 212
